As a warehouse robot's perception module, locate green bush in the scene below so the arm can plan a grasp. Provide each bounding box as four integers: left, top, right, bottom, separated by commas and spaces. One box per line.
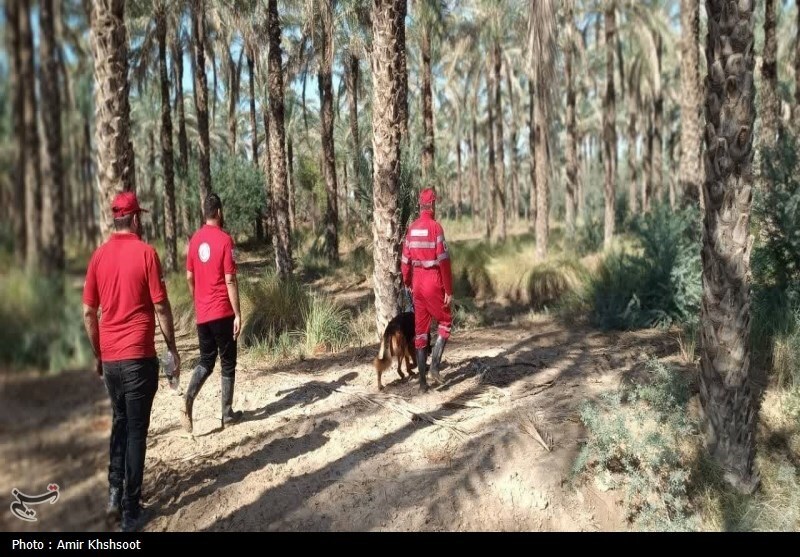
526, 257, 588, 310
211, 155, 267, 239
589, 203, 701, 330
452, 242, 494, 299
0, 271, 93, 372
573, 360, 698, 531
239, 273, 310, 348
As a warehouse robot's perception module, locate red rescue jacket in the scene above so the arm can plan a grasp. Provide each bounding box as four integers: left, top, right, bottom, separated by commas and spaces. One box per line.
401, 210, 453, 295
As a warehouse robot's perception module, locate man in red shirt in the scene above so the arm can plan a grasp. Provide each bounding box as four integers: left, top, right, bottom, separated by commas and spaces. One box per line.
182, 193, 243, 433
401, 188, 453, 392
82, 191, 180, 532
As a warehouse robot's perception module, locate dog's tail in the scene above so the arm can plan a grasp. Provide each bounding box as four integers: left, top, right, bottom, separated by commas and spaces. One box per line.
373, 328, 394, 373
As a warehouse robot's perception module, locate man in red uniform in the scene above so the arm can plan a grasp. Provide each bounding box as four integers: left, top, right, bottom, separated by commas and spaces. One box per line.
82, 191, 180, 532
401, 188, 453, 392
183, 193, 243, 433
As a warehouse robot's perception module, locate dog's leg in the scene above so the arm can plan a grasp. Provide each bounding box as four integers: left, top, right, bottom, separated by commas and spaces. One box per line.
396, 353, 405, 380
377, 367, 383, 391
405, 350, 416, 377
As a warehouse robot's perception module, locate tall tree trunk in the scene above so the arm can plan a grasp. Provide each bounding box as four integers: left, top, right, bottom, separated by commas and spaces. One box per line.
39, 0, 64, 273
644, 110, 653, 212
470, 116, 479, 219
6, 0, 25, 265
699, 0, 759, 494
603, 2, 617, 249
192, 0, 212, 206
346, 53, 360, 217
505, 63, 520, 224
492, 42, 507, 241
147, 130, 159, 241
371, 0, 405, 335
487, 69, 497, 241
227, 49, 242, 157
565, 7, 578, 240
20, 0, 40, 270
534, 89, 548, 261
627, 88, 638, 216
760, 0, 779, 152
157, 5, 177, 271
317, 0, 339, 264
455, 130, 463, 219
287, 135, 296, 233
528, 79, 537, 228
262, 110, 274, 246
248, 51, 258, 166
652, 32, 664, 204
173, 30, 191, 236
210, 40, 218, 127
679, 0, 703, 206
395, 1, 409, 143
795, 0, 800, 131
421, 24, 434, 175
267, 0, 293, 277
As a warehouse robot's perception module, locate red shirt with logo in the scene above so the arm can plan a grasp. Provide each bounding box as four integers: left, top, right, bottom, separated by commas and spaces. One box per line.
82, 233, 168, 362
186, 224, 237, 324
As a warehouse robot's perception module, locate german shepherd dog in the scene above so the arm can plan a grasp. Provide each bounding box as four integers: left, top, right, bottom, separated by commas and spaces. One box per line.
373, 312, 428, 390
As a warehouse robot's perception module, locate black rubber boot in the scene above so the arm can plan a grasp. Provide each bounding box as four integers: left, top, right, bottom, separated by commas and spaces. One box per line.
221, 376, 243, 428
106, 486, 122, 522
429, 337, 447, 385
181, 365, 211, 433
417, 349, 429, 393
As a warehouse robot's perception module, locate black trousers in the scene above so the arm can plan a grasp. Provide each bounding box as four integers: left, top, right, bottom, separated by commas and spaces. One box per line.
197, 315, 237, 379
102, 358, 158, 513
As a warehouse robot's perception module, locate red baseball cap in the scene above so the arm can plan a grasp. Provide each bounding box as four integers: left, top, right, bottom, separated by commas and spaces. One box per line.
111, 191, 148, 218
419, 188, 437, 205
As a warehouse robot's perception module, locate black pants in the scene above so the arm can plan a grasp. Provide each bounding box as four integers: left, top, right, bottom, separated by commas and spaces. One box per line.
197, 315, 237, 379
102, 358, 158, 513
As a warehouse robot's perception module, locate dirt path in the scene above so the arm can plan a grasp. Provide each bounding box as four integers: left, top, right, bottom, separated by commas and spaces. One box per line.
1, 307, 683, 531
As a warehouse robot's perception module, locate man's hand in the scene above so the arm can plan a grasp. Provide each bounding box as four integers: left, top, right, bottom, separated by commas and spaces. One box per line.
94, 358, 103, 378
233, 314, 241, 342
444, 293, 453, 308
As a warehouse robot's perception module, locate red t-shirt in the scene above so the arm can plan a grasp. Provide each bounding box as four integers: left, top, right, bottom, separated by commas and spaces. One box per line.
186, 224, 237, 324
82, 233, 168, 362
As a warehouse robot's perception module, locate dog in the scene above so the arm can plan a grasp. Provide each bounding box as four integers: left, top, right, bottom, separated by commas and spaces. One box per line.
373, 312, 429, 391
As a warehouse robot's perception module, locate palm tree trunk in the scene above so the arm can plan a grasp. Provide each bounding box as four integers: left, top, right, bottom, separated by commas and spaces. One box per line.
317, 0, 339, 265
262, 110, 274, 246
20, 0, 40, 271
699, 0, 759, 494
679, 0, 703, 206
492, 43, 507, 242
192, 0, 212, 206
371, 0, 405, 335
603, 1, 617, 249
487, 68, 497, 241
267, 0, 293, 277
470, 116, 479, 219
644, 110, 653, 212
346, 53, 360, 217
156, 5, 177, 272
653, 32, 664, 204
760, 0, 779, 151
421, 24, 434, 175
173, 30, 191, 236
627, 94, 638, 216
565, 8, 577, 240
227, 50, 242, 157
248, 51, 258, 166
534, 90, 548, 261
395, 1, 409, 143
6, 0, 25, 265
505, 63, 520, 224
455, 131, 463, 220
38, 0, 64, 273
794, 0, 800, 131
287, 135, 296, 233
529, 79, 537, 228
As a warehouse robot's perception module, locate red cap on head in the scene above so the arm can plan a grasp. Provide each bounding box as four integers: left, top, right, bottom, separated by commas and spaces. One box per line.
111, 191, 148, 218
419, 188, 437, 206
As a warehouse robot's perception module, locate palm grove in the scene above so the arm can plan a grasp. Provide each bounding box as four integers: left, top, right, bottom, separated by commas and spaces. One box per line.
1, 0, 798, 494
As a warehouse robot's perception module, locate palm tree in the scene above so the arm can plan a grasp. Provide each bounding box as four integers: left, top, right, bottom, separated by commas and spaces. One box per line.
155, 1, 178, 271
371, 0, 406, 335
267, 0, 293, 277
679, 0, 702, 205
39, 0, 65, 273
528, 0, 557, 260
416, 0, 445, 177
6, 0, 25, 265
602, 0, 617, 249
795, 0, 800, 131
172, 25, 192, 236
192, 0, 213, 205
20, 0, 41, 270
760, 0, 779, 151
699, 0, 759, 494
564, 0, 578, 240
315, 0, 340, 264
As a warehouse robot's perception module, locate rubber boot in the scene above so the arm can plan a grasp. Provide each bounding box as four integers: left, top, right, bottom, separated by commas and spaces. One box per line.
106, 486, 122, 522
429, 337, 447, 385
221, 376, 243, 428
417, 349, 429, 393
181, 365, 211, 433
